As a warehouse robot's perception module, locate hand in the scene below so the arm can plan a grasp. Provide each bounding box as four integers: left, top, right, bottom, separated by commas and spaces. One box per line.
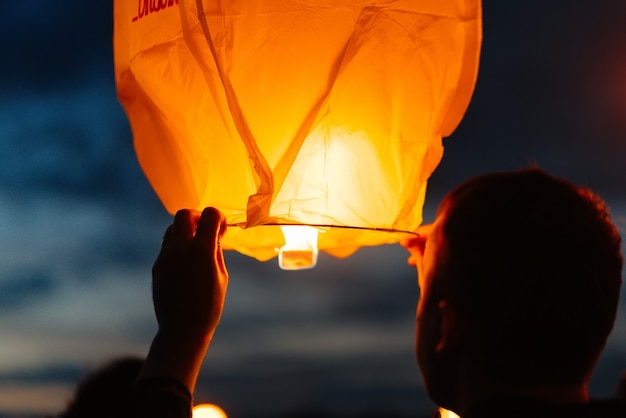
139, 207, 228, 393
400, 223, 434, 267
400, 223, 436, 286
152, 207, 228, 343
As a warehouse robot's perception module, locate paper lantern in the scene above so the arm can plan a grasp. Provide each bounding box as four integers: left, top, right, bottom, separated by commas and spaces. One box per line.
114, 0, 482, 268
439, 408, 461, 418
193, 403, 228, 418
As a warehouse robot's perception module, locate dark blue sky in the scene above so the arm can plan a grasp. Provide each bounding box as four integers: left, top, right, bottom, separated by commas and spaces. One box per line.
0, 1, 625, 417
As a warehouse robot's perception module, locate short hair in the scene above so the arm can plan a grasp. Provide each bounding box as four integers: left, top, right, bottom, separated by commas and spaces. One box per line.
58, 356, 144, 418
438, 168, 622, 385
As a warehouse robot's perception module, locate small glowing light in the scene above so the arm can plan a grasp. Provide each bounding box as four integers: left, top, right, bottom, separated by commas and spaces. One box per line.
193, 403, 228, 418
439, 408, 460, 418
278, 225, 319, 270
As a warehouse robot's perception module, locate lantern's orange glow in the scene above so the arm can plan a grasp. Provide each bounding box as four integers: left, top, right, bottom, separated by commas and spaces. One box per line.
114, 0, 482, 265
279, 225, 319, 270
192, 403, 228, 418
439, 408, 461, 418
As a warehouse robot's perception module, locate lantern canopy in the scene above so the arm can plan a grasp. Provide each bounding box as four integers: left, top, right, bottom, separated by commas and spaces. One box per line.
114, 0, 482, 263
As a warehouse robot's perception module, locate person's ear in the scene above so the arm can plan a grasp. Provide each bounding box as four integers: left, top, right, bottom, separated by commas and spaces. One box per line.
435, 299, 460, 354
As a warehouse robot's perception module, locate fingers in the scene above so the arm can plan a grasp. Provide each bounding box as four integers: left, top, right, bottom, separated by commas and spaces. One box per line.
401, 223, 434, 266
400, 235, 422, 249
196, 208, 228, 274
196, 207, 227, 244
415, 223, 435, 238
166, 208, 227, 246
173, 209, 202, 241
401, 224, 433, 248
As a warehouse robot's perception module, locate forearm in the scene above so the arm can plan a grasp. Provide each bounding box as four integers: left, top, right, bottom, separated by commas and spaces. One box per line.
138, 330, 213, 394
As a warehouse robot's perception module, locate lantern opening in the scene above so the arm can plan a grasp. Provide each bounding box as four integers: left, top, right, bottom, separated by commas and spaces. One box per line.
278, 225, 319, 270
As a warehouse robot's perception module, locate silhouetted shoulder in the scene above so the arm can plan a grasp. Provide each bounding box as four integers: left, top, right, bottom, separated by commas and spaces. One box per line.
464, 396, 626, 418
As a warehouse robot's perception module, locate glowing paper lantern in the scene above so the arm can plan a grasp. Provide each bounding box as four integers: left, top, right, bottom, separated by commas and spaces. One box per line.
193, 403, 228, 418
439, 408, 461, 418
114, 0, 482, 267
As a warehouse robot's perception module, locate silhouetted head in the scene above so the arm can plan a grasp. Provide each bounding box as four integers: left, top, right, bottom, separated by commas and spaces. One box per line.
415, 168, 623, 411
58, 356, 144, 418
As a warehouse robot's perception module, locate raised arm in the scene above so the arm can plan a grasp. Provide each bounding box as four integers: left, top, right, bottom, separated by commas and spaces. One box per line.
128, 207, 228, 418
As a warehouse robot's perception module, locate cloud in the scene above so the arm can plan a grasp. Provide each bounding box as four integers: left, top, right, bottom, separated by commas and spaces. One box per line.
0, 83, 152, 201
426, 0, 626, 197
0, 383, 73, 417
0, 189, 167, 279
0, 269, 55, 311
1, 2, 113, 88
0, 267, 154, 374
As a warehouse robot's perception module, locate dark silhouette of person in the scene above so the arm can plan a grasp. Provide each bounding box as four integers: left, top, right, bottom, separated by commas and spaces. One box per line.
57, 356, 143, 418
402, 168, 625, 417
125, 169, 625, 417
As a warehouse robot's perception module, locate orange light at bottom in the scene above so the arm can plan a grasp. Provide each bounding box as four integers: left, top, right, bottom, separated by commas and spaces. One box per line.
193, 403, 228, 418
439, 407, 460, 418
278, 225, 319, 270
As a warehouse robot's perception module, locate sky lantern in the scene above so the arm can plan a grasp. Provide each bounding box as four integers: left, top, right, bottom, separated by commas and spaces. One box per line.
439, 408, 461, 418
114, 0, 482, 269
192, 403, 228, 418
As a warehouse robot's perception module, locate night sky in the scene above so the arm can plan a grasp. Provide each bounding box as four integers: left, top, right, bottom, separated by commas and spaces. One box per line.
1, 1, 625, 417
